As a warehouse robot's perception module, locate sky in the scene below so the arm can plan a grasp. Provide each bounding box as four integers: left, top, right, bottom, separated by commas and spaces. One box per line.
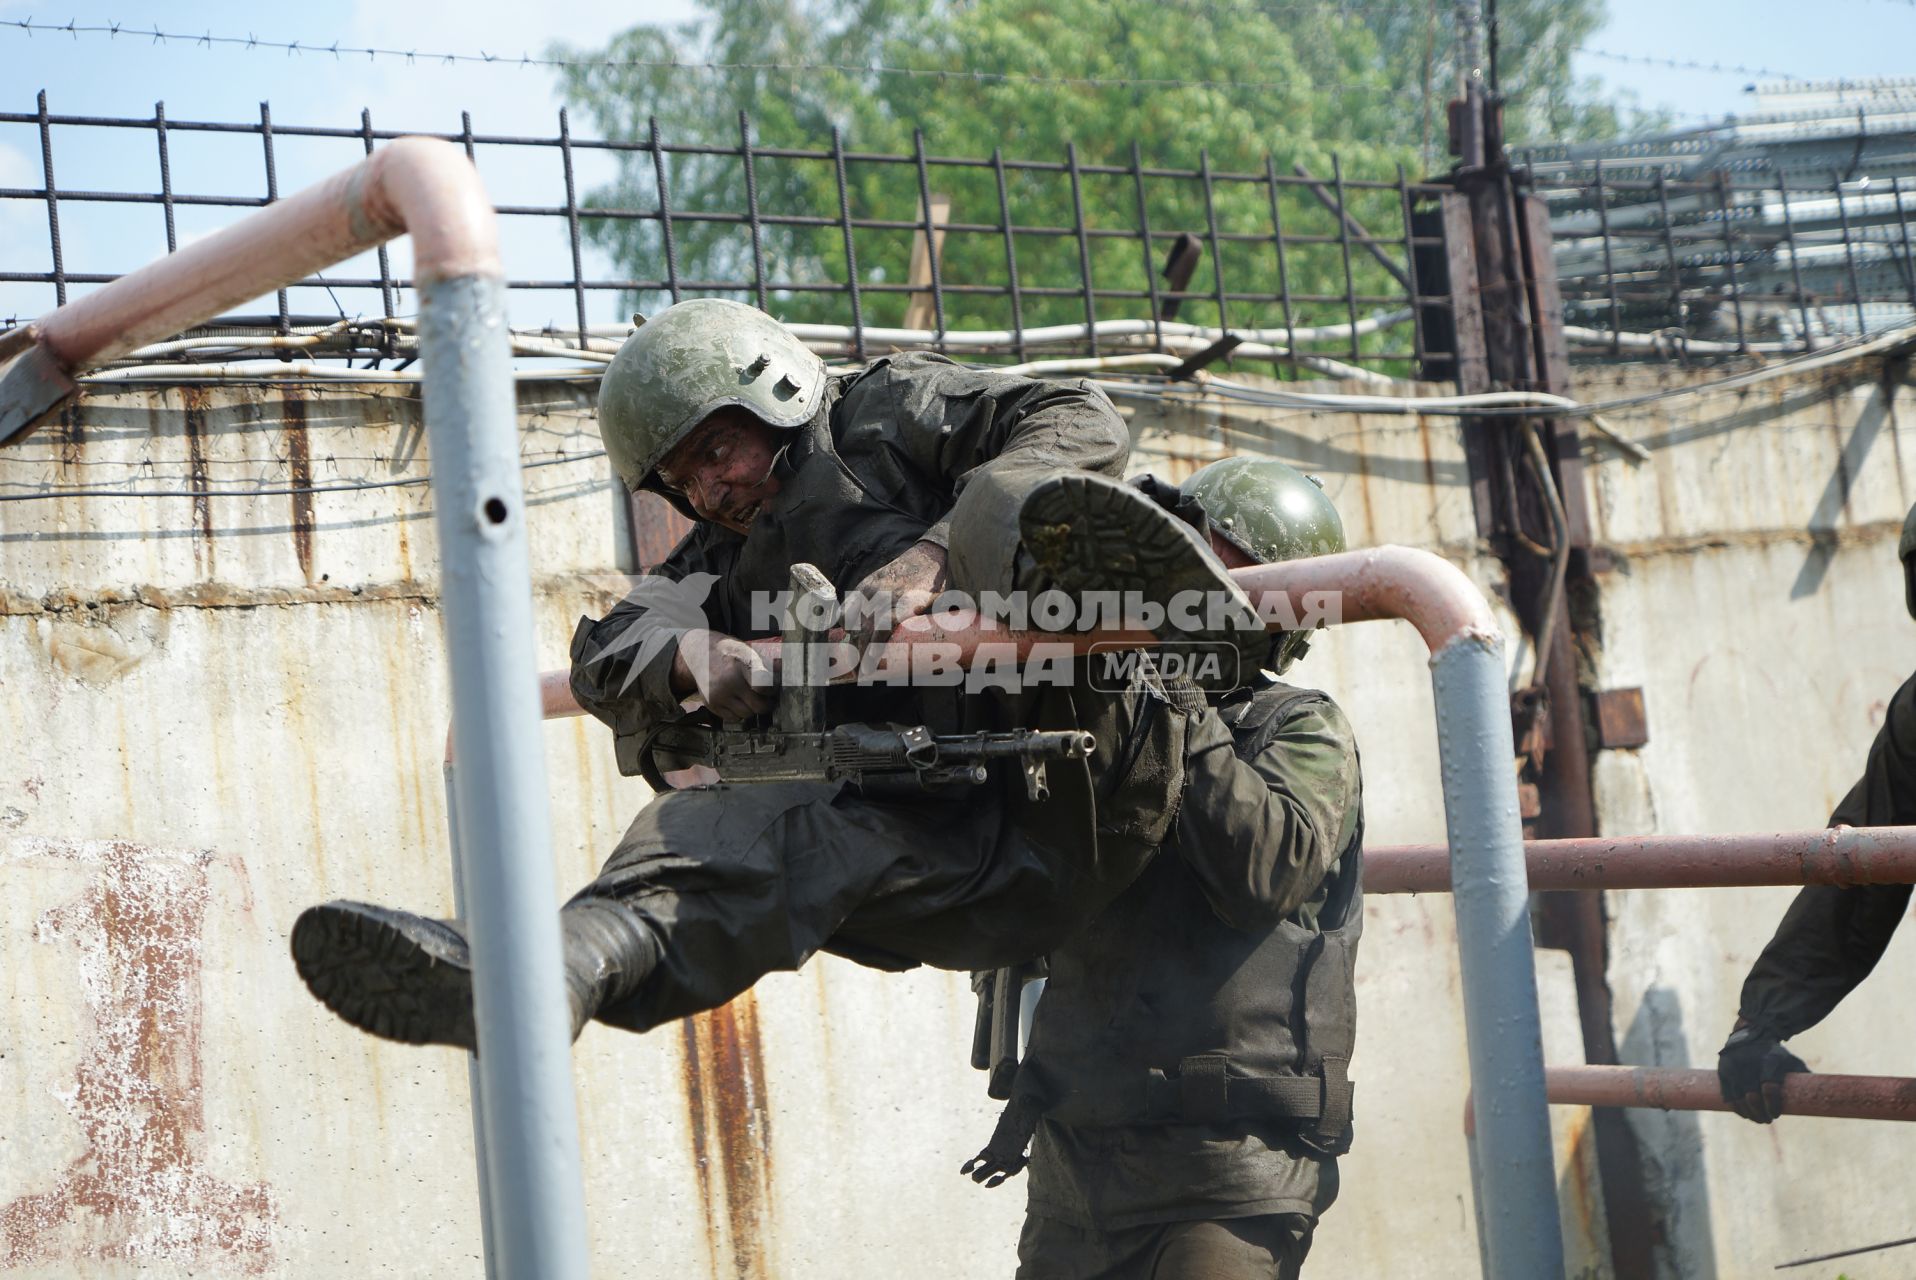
2, 0, 1914, 331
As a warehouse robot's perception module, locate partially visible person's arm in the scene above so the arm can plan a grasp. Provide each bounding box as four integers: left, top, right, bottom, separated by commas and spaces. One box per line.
1171, 697, 1362, 930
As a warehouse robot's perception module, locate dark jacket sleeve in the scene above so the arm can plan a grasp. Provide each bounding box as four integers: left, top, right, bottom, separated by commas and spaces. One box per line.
1170, 697, 1363, 930
567, 522, 743, 735
839, 353, 1130, 549
1739, 672, 1916, 1038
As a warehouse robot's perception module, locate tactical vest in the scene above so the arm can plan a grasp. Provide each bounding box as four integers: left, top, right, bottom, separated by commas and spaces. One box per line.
967, 682, 1362, 1184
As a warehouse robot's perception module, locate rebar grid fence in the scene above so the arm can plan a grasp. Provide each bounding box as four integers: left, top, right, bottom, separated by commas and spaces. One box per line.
0, 93, 1447, 377
1529, 156, 1916, 358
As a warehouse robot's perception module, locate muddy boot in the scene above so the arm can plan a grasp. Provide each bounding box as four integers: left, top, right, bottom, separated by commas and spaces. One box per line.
292, 897, 658, 1050
1018, 472, 1264, 686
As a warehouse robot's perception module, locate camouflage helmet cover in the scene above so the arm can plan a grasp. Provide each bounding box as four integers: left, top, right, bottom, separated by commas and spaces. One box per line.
1181, 455, 1348, 565
1901, 500, 1916, 620
597, 298, 827, 492
1179, 455, 1346, 674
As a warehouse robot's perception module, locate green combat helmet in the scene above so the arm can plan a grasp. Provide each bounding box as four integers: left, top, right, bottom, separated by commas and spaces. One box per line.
1181, 455, 1347, 672
598, 298, 827, 494
1901, 500, 1916, 620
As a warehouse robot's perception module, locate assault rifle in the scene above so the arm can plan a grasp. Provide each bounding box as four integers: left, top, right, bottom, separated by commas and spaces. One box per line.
628, 563, 1095, 800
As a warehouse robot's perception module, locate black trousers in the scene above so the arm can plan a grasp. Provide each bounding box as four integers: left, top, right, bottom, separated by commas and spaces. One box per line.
578, 671, 1192, 1032
1016, 1214, 1316, 1280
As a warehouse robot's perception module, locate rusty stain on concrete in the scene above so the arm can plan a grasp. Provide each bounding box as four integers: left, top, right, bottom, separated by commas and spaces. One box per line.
42, 613, 144, 684
281, 394, 318, 584
680, 992, 774, 1280
180, 388, 216, 578
0, 838, 277, 1273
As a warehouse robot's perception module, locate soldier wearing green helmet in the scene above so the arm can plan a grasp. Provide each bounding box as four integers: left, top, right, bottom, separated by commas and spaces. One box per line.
969, 456, 1364, 1280
291, 298, 1277, 1057
1719, 500, 1916, 1123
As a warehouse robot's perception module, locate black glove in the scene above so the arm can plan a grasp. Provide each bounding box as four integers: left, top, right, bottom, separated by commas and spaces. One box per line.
1717, 1022, 1809, 1124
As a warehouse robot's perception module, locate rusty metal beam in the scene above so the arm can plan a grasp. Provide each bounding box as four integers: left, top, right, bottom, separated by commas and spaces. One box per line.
1368, 826, 1916, 894
1539, 1065, 1916, 1122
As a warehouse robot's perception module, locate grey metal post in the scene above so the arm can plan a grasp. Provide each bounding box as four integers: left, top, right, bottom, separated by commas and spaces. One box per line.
1431, 631, 1564, 1278
443, 759, 501, 1280
1464, 1111, 1492, 1280
418, 273, 591, 1280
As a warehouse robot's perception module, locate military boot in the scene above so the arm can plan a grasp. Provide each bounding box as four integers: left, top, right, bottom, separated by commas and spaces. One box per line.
1018, 472, 1264, 685
291, 896, 657, 1050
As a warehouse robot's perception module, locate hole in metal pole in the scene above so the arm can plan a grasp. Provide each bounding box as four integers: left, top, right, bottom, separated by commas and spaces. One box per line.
484, 497, 508, 524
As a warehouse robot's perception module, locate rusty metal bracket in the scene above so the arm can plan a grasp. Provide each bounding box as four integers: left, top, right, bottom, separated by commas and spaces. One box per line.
1158, 232, 1203, 321
1591, 687, 1648, 750
1168, 333, 1244, 380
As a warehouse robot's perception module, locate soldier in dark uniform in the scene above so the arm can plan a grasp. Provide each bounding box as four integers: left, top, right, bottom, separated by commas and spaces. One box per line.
966, 458, 1362, 1280
1718, 504, 1916, 1123
290, 298, 1266, 1047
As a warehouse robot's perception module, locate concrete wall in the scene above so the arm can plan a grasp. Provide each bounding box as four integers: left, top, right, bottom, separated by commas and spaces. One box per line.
0, 360, 1908, 1278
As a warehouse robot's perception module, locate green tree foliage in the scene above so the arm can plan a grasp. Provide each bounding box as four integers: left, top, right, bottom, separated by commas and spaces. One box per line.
554, 0, 1633, 343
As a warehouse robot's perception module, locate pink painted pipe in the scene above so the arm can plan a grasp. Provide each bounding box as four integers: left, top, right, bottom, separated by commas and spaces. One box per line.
1368, 826, 1916, 894
446, 670, 585, 765
739, 544, 1499, 675
37, 136, 496, 373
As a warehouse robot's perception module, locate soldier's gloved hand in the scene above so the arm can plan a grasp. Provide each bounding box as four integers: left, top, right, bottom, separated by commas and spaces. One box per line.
1717, 1020, 1809, 1124
672, 629, 774, 722
844, 539, 951, 649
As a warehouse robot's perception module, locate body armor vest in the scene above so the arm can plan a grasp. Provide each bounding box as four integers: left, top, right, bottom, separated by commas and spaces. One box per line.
972, 682, 1362, 1179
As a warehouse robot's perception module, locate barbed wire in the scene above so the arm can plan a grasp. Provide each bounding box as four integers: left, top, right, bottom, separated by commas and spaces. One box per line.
1574, 46, 1805, 82
0, 17, 1398, 97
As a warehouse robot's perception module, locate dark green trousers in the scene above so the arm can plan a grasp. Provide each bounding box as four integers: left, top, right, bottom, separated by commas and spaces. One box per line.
1016, 1214, 1315, 1280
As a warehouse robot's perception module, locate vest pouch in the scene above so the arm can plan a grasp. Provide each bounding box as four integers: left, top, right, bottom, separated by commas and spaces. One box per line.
1295, 930, 1358, 1155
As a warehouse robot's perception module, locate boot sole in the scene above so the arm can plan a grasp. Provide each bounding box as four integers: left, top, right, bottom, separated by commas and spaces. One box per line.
1019, 474, 1264, 656
291, 901, 478, 1051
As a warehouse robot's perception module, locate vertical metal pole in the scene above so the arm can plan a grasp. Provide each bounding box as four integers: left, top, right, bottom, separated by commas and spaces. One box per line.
260, 103, 289, 337
992, 148, 1026, 363
1067, 141, 1099, 355
1591, 160, 1621, 357
915, 129, 948, 348
1893, 176, 1916, 317
1775, 167, 1814, 350
830, 126, 866, 362
1332, 153, 1362, 361
1266, 155, 1297, 375
443, 758, 502, 1280
1198, 148, 1229, 337
155, 101, 178, 254
1132, 142, 1165, 351
419, 271, 590, 1280
1430, 632, 1564, 1280
649, 117, 682, 305
461, 111, 477, 163
1653, 171, 1681, 336
1715, 173, 1747, 352
1398, 165, 1426, 369
738, 111, 768, 313
1831, 172, 1869, 336
559, 109, 589, 347
1464, 1111, 1493, 1280
36, 90, 65, 307
364, 111, 398, 325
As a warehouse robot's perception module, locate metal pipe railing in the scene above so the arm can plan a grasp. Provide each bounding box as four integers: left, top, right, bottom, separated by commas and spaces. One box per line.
0, 138, 590, 1279
1529, 1065, 1916, 1121
1462, 1064, 1916, 1276
1367, 826, 1916, 893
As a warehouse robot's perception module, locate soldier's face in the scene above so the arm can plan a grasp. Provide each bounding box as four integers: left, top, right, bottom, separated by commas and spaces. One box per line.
656, 410, 785, 534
